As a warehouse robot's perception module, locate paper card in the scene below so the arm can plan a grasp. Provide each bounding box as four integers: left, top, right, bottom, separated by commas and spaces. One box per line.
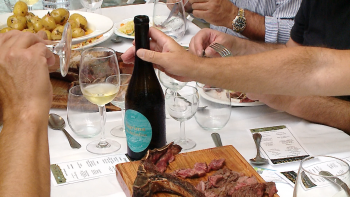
250, 125, 309, 165
50, 154, 129, 186
254, 167, 289, 185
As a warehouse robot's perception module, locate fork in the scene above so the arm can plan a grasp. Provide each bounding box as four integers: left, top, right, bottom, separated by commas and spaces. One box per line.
209, 43, 233, 57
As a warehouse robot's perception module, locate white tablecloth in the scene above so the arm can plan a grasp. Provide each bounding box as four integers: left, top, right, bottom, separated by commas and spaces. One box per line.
49, 103, 350, 197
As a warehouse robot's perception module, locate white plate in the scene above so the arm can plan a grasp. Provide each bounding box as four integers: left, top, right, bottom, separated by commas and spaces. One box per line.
198, 88, 265, 107
114, 17, 153, 39
72, 28, 113, 50
0, 10, 113, 45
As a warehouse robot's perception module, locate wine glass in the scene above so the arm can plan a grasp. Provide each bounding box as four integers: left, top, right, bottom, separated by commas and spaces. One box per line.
195, 83, 231, 131
158, 69, 187, 92
294, 155, 350, 197
79, 47, 121, 154
153, 0, 187, 41
165, 85, 199, 150
110, 74, 131, 138
46, 22, 72, 77
20, 0, 39, 10
80, 0, 104, 13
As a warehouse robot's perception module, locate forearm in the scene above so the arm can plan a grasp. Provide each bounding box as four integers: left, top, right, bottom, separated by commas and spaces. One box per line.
240, 10, 265, 41
232, 36, 286, 56
0, 112, 50, 196
286, 96, 350, 134
193, 46, 350, 96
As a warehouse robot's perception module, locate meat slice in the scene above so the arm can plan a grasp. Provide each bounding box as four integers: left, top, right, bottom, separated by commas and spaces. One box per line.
231, 183, 266, 197
265, 182, 278, 197
208, 159, 225, 171
133, 160, 205, 197
141, 142, 182, 173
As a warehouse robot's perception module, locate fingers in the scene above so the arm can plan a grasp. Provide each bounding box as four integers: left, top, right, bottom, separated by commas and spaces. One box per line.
37, 30, 48, 40
28, 42, 55, 67
121, 46, 136, 64
136, 49, 167, 66
189, 29, 212, 56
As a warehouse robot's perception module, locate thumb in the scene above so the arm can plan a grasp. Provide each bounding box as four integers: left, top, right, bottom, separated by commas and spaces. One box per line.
136, 49, 167, 65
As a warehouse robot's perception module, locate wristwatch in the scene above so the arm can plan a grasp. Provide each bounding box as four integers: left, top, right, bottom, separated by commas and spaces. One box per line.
232, 8, 246, 33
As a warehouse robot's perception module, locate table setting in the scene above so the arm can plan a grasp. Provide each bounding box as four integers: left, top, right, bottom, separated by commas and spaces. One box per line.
2, 1, 350, 197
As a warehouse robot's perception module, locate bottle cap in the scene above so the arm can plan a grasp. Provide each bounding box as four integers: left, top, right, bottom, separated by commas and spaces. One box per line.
134, 15, 149, 24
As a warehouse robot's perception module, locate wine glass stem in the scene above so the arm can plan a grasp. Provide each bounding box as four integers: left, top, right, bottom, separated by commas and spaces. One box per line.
28, 5, 33, 11
121, 108, 125, 131
179, 121, 186, 141
98, 105, 109, 147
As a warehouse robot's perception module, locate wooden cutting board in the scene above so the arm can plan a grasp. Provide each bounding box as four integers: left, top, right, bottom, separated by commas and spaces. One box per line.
115, 145, 279, 197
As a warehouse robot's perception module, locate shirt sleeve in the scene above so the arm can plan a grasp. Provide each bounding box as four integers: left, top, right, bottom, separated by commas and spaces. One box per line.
264, 0, 302, 44
290, 0, 308, 44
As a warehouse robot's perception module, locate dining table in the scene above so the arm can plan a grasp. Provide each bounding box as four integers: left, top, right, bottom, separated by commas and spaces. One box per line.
1, 2, 350, 197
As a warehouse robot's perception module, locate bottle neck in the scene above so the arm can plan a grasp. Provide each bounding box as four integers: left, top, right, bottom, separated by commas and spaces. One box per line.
134, 23, 153, 69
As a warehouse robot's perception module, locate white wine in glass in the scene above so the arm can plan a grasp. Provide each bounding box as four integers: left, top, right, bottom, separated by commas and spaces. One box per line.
79, 47, 121, 155
20, 0, 39, 10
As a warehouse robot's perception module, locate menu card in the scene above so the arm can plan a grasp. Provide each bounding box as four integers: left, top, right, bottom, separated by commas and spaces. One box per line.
250, 125, 309, 164
281, 155, 350, 188
50, 154, 129, 186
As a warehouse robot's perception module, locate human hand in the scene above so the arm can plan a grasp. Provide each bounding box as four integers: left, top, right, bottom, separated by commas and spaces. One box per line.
189, 0, 236, 27
37, 30, 60, 73
121, 27, 201, 82
0, 31, 55, 121
189, 28, 236, 57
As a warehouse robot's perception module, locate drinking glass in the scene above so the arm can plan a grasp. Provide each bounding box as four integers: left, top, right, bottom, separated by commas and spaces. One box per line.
110, 74, 131, 138
158, 69, 187, 92
4, 0, 38, 11
165, 85, 199, 150
195, 83, 231, 131
79, 47, 121, 154
153, 0, 186, 41
294, 155, 350, 197
67, 85, 101, 138
80, 0, 104, 14
42, 0, 71, 10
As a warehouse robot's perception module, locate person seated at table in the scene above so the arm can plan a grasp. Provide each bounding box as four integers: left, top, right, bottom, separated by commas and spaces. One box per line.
0, 30, 55, 196
188, 0, 350, 134
185, 0, 301, 43
121, 27, 350, 105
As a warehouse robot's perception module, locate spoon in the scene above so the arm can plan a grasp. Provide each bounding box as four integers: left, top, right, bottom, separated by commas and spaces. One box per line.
250, 133, 268, 165
111, 35, 122, 43
48, 113, 81, 149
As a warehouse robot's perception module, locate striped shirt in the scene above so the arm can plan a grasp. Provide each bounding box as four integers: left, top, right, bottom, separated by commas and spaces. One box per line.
210, 0, 302, 43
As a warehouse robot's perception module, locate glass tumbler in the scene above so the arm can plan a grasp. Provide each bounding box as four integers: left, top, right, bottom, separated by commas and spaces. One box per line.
195, 83, 231, 131
294, 155, 350, 197
67, 85, 101, 138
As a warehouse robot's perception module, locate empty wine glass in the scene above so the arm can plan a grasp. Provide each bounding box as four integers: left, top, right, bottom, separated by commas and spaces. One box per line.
158, 69, 187, 92
79, 47, 121, 154
46, 22, 72, 77
153, 0, 186, 41
110, 74, 131, 138
80, 0, 104, 14
4, 0, 38, 11
165, 85, 199, 150
294, 155, 350, 197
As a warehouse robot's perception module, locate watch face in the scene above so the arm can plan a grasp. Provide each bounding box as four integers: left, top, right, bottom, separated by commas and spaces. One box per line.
235, 17, 246, 29
233, 16, 246, 32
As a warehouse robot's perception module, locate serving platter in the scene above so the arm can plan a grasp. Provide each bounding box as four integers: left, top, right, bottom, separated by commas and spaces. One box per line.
0, 10, 113, 45
115, 145, 279, 197
72, 29, 114, 50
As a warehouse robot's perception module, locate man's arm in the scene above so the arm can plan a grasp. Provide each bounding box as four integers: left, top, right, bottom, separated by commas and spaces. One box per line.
0, 111, 50, 196
247, 94, 350, 134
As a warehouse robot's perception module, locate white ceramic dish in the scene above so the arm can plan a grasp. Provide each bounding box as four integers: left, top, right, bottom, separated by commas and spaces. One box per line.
0, 10, 113, 45
72, 29, 113, 50
114, 17, 153, 39
198, 88, 265, 107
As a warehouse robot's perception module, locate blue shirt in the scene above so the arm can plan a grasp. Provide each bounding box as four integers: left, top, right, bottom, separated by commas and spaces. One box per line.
211, 0, 302, 43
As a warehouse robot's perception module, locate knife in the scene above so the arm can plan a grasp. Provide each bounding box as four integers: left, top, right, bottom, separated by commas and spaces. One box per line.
319, 170, 350, 196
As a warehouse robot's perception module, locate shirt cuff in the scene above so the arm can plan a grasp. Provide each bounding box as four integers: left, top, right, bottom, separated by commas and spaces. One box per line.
265, 16, 294, 44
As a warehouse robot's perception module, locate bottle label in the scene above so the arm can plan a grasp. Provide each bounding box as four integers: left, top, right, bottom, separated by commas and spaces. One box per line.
124, 109, 152, 153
